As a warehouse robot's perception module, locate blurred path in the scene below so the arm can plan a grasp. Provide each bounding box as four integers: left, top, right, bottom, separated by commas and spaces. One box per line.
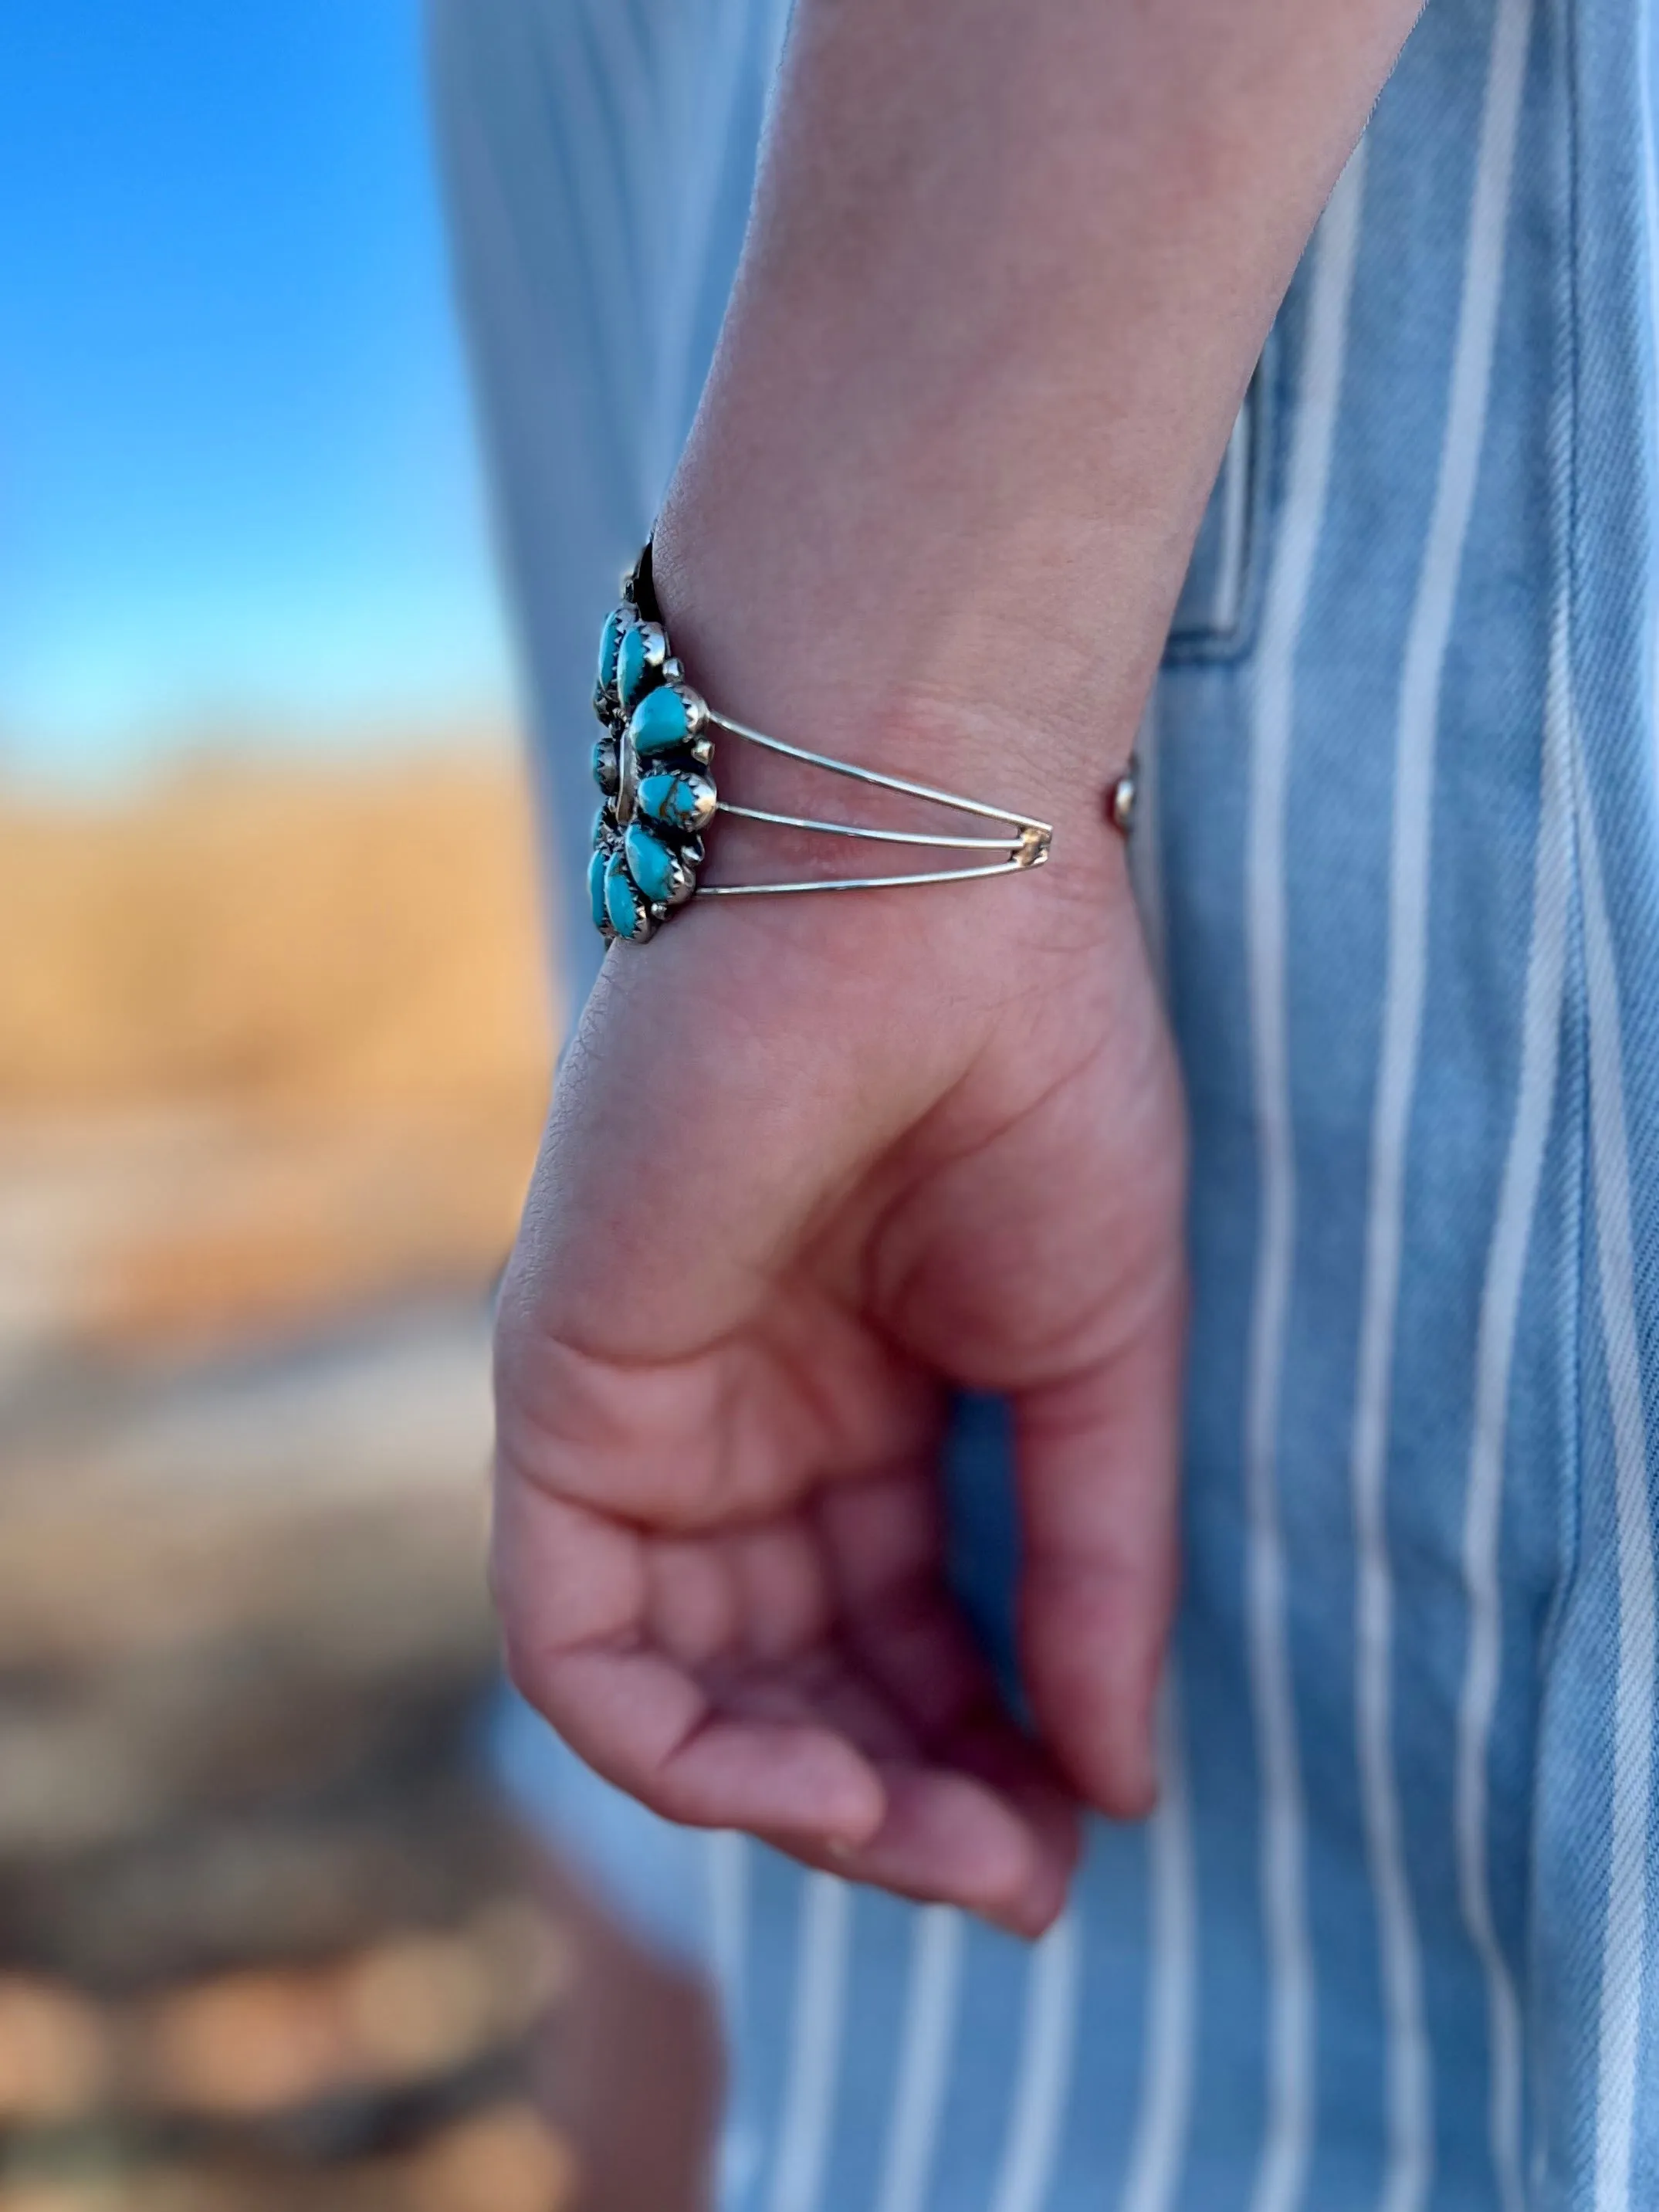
0, 757, 576, 2210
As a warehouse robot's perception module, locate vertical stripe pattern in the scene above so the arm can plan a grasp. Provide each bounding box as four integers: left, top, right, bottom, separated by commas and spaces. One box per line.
706, 1831, 766, 2207
1454, 608, 1571, 2212
1243, 144, 1368, 2212
767, 1875, 853, 2212
1639, 0, 1659, 807
1348, 7, 1533, 2206
1119, 1678, 1197, 2212
987, 1911, 1082, 2212
1576, 756, 1659, 2212
708, 1828, 752, 2021
875, 1908, 966, 2212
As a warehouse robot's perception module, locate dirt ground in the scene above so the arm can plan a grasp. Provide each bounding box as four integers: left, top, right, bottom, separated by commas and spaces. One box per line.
0, 747, 581, 2209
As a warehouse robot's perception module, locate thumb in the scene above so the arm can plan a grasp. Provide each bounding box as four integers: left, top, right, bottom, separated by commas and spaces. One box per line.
1014, 1271, 1186, 1818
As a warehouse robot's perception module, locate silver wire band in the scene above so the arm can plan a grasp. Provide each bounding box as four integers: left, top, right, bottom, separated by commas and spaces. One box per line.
699, 855, 1045, 896
695, 710, 1051, 898
715, 803, 1024, 850
707, 710, 1051, 834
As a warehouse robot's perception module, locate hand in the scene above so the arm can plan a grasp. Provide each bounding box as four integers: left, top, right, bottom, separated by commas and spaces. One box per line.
491, 744, 1186, 1936
489, 0, 1418, 1939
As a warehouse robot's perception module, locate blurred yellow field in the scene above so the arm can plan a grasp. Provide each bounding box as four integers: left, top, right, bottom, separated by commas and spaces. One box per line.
0, 744, 554, 1352
0, 743, 550, 1112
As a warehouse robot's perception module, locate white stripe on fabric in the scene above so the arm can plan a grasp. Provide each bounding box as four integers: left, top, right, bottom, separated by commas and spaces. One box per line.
767, 1873, 853, 2212
707, 1831, 766, 2208
1454, 604, 1569, 2212
1576, 757, 1659, 2212
1639, 0, 1659, 807
708, 1828, 751, 2017
1119, 1677, 1197, 2212
1347, 6, 1532, 2207
986, 1909, 1082, 2212
874, 1907, 965, 2212
1243, 143, 1368, 2212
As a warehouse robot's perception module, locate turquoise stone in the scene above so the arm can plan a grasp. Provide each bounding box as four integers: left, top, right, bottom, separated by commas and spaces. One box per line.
594, 605, 626, 710
638, 767, 716, 835
591, 733, 620, 794
626, 685, 695, 760
604, 853, 649, 940
617, 621, 665, 715
588, 842, 611, 933
625, 821, 694, 906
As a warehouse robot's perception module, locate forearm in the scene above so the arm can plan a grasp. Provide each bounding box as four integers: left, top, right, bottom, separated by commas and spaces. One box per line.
657, 0, 1419, 823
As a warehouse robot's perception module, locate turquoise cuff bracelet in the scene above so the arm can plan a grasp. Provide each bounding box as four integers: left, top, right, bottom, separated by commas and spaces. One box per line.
587, 547, 1057, 945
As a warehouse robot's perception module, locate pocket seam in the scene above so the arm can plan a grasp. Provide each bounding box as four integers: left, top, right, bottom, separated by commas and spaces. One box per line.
1161, 328, 1281, 669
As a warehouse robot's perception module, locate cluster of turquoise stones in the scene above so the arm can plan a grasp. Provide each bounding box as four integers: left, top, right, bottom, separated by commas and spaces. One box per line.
589, 593, 718, 943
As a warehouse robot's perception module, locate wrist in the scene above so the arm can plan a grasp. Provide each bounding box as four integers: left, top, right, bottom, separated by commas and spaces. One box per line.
645, 510, 1147, 936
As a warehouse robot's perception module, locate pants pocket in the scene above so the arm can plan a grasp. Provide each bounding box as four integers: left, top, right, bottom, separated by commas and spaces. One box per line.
1163, 337, 1278, 666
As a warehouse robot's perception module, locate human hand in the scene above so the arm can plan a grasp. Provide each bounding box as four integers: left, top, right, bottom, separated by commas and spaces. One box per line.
481, 0, 1431, 1937
492, 716, 1186, 1936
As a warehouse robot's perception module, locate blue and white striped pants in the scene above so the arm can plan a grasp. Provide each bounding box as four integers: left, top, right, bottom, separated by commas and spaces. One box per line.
432, 0, 1659, 2200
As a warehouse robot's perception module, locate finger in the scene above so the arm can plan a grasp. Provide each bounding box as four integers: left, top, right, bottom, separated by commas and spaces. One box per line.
496, 1465, 1070, 1901
493, 1474, 885, 1847
814, 1468, 994, 1735
709, 1626, 1079, 1926
811, 1466, 1083, 1926
766, 1761, 1074, 1936
815, 1470, 1080, 1842
940, 1708, 1082, 1880
1015, 1271, 1186, 1817
544, 1645, 887, 1842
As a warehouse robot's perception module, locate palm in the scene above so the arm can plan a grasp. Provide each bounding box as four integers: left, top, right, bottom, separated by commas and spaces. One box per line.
493, 876, 1184, 1933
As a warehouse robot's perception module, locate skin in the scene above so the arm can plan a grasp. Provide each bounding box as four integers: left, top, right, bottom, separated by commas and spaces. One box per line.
494, 0, 1425, 1939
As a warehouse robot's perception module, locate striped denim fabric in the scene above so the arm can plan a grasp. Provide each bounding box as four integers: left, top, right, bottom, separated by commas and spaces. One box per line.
432, 0, 1659, 2201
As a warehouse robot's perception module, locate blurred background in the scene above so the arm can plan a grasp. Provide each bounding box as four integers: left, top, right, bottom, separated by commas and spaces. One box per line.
0, 5, 578, 2204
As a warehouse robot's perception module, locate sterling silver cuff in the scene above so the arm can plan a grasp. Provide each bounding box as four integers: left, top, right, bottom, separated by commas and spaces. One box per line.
587, 550, 1055, 945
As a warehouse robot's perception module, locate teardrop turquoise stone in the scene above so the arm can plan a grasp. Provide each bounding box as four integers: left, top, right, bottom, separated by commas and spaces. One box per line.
626, 685, 694, 760
625, 821, 694, 906
637, 767, 716, 835
617, 622, 665, 715
591, 733, 620, 794
604, 853, 650, 940
595, 605, 626, 709
588, 843, 611, 933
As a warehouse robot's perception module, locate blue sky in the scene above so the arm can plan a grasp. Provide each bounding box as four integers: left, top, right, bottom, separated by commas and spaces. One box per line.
0, 0, 512, 786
